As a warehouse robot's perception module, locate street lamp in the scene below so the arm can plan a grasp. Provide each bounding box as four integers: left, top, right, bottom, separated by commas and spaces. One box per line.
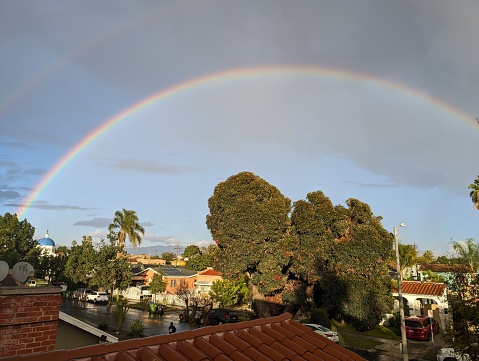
394, 222, 408, 361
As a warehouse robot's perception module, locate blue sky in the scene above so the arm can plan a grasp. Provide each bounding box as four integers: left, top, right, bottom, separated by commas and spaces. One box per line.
1, 1, 479, 257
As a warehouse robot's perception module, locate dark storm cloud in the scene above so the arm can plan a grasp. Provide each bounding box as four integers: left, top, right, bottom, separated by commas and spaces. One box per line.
0, 189, 21, 201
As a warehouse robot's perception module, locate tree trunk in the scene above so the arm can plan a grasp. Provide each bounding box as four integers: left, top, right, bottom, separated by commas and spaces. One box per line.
251, 284, 272, 318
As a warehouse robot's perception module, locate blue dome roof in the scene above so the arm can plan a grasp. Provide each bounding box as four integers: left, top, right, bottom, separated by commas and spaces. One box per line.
38, 232, 55, 247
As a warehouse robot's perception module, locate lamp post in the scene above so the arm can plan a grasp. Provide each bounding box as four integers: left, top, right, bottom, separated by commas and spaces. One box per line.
394, 222, 408, 361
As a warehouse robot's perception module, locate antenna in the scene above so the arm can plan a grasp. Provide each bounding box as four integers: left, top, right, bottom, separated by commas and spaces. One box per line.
0, 261, 9, 283
12, 262, 34, 283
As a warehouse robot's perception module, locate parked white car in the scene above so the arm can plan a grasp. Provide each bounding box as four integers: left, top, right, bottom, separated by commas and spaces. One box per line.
304, 323, 339, 342
437, 347, 471, 361
86, 291, 109, 304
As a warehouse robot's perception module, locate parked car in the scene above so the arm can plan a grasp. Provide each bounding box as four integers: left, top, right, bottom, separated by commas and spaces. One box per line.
138, 285, 152, 300
304, 324, 339, 342
73, 288, 86, 299
27, 278, 49, 287
74, 288, 94, 301
405, 316, 439, 341
86, 291, 109, 304
205, 309, 239, 325
437, 347, 471, 361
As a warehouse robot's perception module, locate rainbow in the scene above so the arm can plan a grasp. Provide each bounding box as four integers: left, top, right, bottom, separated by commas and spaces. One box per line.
15, 65, 475, 218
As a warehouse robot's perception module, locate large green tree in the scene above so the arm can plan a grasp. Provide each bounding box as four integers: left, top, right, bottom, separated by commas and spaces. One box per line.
185, 244, 217, 271
206, 172, 293, 317
0, 212, 39, 267
108, 208, 145, 250
64, 236, 96, 286
89, 238, 132, 295
183, 245, 201, 259
291, 194, 393, 330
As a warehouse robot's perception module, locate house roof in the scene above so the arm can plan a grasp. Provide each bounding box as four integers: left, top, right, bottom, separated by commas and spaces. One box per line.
160, 267, 197, 277
133, 267, 160, 276
419, 263, 470, 273
398, 281, 446, 296
3, 313, 366, 361
198, 268, 222, 276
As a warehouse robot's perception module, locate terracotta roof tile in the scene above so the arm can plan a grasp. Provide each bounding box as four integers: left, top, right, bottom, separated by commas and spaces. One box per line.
3, 313, 367, 361
418, 263, 469, 273
198, 268, 222, 276
399, 281, 446, 296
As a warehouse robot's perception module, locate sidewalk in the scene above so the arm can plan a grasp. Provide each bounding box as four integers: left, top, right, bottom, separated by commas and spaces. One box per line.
343, 332, 446, 360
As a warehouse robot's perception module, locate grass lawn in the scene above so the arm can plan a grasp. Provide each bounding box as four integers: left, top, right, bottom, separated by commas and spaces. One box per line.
329, 320, 401, 350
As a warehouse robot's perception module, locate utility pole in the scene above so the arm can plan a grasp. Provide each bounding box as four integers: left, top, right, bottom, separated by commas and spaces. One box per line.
174, 243, 181, 267
395, 223, 408, 361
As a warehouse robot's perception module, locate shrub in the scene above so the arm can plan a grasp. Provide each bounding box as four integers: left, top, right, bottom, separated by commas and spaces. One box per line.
310, 308, 331, 329
387, 312, 401, 329
98, 321, 108, 330
129, 318, 144, 338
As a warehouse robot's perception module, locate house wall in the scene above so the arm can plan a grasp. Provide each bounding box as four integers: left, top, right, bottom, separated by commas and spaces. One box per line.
164, 276, 196, 294
0, 286, 62, 357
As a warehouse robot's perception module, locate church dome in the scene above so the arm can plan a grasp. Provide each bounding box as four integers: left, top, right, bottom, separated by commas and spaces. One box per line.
38, 232, 55, 247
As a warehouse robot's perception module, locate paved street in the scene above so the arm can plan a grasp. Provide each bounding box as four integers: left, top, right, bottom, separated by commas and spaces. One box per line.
61, 299, 444, 360
61, 298, 194, 338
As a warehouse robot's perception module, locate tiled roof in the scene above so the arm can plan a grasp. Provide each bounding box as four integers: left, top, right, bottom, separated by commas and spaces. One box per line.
397, 281, 446, 296
3, 313, 366, 361
419, 263, 470, 273
198, 268, 222, 276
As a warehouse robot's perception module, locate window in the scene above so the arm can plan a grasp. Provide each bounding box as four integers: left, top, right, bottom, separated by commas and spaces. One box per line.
180, 279, 185, 286
171, 280, 177, 287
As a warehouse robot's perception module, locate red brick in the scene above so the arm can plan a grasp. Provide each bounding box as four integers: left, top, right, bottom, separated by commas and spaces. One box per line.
25, 342, 41, 348
27, 331, 41, 338
42, 339, 56, 346
33, 301, 48, 306
33, 346, 49, 353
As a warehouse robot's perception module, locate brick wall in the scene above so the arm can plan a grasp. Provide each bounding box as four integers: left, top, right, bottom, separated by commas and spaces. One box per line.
0, 287, 62, 357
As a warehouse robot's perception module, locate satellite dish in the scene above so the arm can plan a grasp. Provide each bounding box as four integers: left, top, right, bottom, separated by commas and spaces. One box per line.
12, 262, 34, 283
0, 261, 9, 283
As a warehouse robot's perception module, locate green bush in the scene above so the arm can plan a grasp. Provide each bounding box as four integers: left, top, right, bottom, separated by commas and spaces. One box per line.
98, 321, 108, 331
129, 318, 144, 338
387, 312, 401, 329
310, 308, 331, 329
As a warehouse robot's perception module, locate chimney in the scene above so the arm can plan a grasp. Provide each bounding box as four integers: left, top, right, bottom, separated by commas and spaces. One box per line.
0, 283, 63, 357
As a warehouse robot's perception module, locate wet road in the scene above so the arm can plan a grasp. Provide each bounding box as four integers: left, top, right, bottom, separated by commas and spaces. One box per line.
61, 298, 194, 337
61, 300, 431, 360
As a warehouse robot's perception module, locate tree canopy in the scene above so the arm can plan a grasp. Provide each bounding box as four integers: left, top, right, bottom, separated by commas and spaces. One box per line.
185, 244, 217, 271
207, 172, 394, 326
291, 193, 393, 330
207, 172, 292, 295
108, 208, 145, 249
0, 213, 38, 267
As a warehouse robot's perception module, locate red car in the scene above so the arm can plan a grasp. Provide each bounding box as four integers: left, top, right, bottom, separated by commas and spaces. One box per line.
405, 316, 439, 341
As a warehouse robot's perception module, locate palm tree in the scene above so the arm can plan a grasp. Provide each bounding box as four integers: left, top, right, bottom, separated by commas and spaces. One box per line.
108, 208, 145, 250
452, 238, 479, 273
468, 175, 479, 210
398, 244, 417, 280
